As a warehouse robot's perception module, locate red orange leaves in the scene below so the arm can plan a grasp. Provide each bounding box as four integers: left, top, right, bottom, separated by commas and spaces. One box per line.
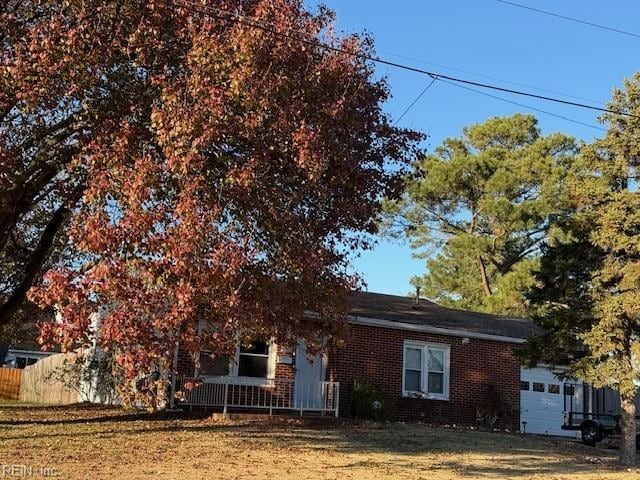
15, 0, 421, 393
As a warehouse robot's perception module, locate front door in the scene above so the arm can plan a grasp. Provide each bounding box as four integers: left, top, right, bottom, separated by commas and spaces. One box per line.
294, 341, 326, 409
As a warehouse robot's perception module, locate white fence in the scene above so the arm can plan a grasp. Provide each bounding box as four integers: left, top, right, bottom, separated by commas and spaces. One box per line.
175, 376, 340, 417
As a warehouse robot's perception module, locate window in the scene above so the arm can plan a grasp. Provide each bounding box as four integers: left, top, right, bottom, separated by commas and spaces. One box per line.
15, 357, 38, 369
532, 382, 545, 392
404, 347, 422, 392
198, 352, 230, 376
403, 341, 450, 400
564, 384, 575, 396
198, 340, 274, 381
548, 384, 560, 394
197, 316, 275, 382
238, 341, 270, 378
427, 349, 445, 395
520, 381, 530, 391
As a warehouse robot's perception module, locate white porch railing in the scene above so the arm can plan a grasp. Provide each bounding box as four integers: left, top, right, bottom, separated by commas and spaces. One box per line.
175, 376, 340, 417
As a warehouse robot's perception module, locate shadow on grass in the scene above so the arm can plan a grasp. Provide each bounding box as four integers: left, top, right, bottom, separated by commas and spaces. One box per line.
0, 403, 212, 426
1, 407, 632, 478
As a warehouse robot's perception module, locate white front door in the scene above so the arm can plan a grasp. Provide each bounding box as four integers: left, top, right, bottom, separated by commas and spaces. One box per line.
294, 341, 326, 409
520, 367, 583, 438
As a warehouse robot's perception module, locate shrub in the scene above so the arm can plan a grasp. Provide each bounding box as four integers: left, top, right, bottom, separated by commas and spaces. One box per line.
349, 378, 390, 420
475, 384, 512, 428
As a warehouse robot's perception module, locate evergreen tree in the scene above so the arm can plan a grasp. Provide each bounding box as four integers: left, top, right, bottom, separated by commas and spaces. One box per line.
569, 73, 640, 465
525, 74, 640, 465
385, 114, 577, 315
519, 215, 601, 366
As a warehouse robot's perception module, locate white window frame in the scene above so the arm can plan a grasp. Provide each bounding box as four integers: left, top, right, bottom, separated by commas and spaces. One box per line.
402, 340, 451, 401
195, 319, 277, 386
231, 341, 277, 379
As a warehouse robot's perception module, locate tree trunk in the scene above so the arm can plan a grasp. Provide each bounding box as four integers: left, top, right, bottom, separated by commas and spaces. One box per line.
475, 255, 493, 296
0, 202, 68, 327
619, 393, 637, 466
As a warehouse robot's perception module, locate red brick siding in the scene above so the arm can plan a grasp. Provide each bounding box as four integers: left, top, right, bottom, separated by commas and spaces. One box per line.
328, 324, 521, 429
177, 348, 195, 376
275, 361, 295, 380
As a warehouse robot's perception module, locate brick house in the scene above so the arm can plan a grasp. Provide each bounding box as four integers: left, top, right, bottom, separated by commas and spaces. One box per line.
0, 292, 593, 435
176, 291, 543, 430
329, 292, 538, 428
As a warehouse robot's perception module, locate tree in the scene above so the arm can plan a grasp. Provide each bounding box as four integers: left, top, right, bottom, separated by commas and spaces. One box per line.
519, 215, 602, 366
11, 0, 421, 405
523, 74, 640, 465
568, 73, 640, 465
385, 114, 577, 316
0, 0, 159, 333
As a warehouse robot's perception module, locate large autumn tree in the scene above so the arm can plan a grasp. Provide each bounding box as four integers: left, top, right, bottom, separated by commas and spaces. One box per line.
384, 114, 577, 316
4, 0, 420, 397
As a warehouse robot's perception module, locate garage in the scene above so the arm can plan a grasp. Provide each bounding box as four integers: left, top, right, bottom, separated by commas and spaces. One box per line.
520, 366, 582, 437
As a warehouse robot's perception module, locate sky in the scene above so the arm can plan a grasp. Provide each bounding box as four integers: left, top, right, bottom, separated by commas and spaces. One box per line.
305, 0, 640, 296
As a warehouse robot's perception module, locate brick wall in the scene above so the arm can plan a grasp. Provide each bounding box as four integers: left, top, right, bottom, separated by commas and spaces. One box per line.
328, 323, 521, 429
176, 348, 195, 376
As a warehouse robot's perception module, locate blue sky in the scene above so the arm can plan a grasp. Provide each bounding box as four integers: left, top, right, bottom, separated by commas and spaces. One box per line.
306, 0, 640, 296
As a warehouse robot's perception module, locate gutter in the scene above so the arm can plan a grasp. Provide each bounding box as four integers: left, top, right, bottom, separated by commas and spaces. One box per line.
347, 315, 528, 344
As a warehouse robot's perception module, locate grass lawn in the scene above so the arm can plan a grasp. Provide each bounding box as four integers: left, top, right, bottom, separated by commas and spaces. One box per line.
0, 405, 638, 479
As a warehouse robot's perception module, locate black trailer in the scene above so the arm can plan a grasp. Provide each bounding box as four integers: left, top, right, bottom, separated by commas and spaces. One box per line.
562, 382, 640, 446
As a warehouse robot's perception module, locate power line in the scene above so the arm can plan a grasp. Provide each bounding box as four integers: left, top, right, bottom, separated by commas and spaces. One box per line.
495, 0, 640, 39
394, 77, 437, 125
168, 0, 637, 121
377, 49, 607, 107
439, 78, 606, 131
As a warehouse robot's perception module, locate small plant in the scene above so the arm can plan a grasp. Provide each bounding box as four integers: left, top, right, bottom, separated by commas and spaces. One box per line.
475, 384, 511, 429
47, 350, 119, 404
349, 377, 390, 420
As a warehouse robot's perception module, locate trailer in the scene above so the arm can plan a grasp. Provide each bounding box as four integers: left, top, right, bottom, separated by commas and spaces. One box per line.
562, 382, 640, 446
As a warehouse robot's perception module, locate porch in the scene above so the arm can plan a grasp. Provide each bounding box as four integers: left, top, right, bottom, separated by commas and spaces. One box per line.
174, 376, 340, 417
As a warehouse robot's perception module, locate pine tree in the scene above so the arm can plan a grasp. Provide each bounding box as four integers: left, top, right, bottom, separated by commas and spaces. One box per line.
570, 73, 640, 466
385, 114, 577, 315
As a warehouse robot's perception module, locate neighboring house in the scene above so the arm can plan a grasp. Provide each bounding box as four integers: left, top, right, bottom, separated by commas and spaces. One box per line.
175, 291, 580, 435
1, 315, 55, 369
2, 342, 53, 369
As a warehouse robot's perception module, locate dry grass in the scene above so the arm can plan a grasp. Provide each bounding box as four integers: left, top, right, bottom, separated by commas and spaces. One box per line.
0, 405, 638, 479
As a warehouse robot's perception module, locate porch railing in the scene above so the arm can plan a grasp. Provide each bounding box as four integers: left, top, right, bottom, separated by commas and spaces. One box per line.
175, 376, 340, 417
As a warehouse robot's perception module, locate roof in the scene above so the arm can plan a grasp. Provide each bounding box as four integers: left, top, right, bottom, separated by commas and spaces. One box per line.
348, 291, 543, 341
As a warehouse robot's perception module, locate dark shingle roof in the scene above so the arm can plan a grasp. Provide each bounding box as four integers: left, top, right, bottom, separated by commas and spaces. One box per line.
349, 291, 543, 340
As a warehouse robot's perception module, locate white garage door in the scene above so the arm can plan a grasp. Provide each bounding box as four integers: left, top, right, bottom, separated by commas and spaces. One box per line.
520, 367, 582, 438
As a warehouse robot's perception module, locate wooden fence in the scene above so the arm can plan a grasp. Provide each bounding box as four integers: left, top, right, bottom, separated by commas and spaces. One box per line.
19, 353, 80, 405
0, 367, 22, 400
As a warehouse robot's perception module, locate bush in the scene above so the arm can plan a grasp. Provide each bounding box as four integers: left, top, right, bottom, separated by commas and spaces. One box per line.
475, 384, 512, 428
349, 378, 390, 420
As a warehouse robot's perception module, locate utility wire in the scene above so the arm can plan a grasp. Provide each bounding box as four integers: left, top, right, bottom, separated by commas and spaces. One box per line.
168, 0, 637, 121
394, 77, 437, 125
439, 78, 606, 131
377, 49, 606, 107
495, 0, 640, 39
